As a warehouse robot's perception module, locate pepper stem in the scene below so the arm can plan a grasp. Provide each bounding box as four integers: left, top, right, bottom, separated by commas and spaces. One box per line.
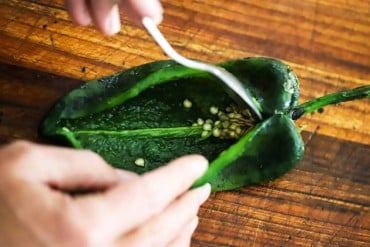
291, 85, 370, 120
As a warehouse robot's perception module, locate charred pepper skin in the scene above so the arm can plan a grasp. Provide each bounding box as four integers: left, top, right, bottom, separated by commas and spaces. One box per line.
40, 57, 370, 191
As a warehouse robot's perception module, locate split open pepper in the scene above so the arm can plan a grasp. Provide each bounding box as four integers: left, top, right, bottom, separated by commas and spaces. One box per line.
41, 57, 370, 191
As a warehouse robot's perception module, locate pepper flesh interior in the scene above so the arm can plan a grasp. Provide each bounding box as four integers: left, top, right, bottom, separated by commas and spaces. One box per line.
41, 58, 310, 191
56, 77, 257, 173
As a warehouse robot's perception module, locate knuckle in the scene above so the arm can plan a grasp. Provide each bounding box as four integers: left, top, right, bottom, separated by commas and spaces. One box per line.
55, 207, 98, 247
137, 179, 165, 214
62, 228, 93, 247
8, 140, 34, 152
0, 141, 35, 187
68, 228, 95, 247
0, 140, 38, 171
9, 140, 37, 159
81, 150, 104, 163
80, 149, 96, 157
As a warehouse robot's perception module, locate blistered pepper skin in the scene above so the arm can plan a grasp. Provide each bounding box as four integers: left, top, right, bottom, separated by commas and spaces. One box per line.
40, 57, 369, 191
194, 114, 304, 191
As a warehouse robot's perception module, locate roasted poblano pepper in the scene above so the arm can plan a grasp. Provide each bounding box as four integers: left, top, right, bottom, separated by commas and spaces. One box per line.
40, 57, 370, 191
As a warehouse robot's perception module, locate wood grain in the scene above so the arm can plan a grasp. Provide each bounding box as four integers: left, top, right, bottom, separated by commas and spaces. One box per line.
194, 133, 370, 246
0, 0, 369, 246
0, 0, 369, 145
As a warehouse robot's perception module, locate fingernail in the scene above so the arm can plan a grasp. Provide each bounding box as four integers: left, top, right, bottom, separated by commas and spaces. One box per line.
192, 156, 209, 178
196, 183, 211, 204
105, 6, 121, 35
148, 0, 164, 25
77, 12, 92, 26
152, 13, 163, 25
81, 7, 92, 26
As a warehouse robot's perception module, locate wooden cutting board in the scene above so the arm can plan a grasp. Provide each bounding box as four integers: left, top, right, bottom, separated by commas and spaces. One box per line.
0, 0, 369, 246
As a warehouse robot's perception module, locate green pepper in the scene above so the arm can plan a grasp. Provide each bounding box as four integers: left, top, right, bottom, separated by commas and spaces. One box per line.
40, 57, 370, 191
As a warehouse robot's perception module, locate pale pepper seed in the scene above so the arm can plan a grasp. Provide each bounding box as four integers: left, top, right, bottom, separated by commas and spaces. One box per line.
190, 103, 256, 140
183, 99, 192, 108
197, 118, 204, 125
210, 106, 218, 115
134, 158, 145, 167
203, 123, 212, 131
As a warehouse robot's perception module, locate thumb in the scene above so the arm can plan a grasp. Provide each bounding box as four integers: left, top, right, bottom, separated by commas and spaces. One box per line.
121, 0, 163, 25
5, 141, 120, 192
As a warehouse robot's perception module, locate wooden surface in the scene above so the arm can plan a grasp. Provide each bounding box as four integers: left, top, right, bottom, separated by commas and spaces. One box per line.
0, 0, 369, 246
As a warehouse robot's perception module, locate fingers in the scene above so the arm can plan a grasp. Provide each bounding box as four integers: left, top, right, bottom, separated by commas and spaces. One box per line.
89, 0, 121, 35
115, 168, 139, 181
66, 0, 164, 35
0, 141, 208, 246
119, 184, 210, 246
1, 141, 119, 192
66, 0, 121, 35
166, 217, 199, 247
78, 155, 208, 240
120, 0, 163, 25
66, 0, 91, 26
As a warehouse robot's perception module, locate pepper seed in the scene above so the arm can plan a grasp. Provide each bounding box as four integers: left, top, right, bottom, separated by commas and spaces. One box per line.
201, 130, 209, 138
205, 119, 213, 124
210, 106, 218, 115
203, 123, 212, 131
183, 99, 192, 108
212, 128, 221, 137
134, 158, 145, 167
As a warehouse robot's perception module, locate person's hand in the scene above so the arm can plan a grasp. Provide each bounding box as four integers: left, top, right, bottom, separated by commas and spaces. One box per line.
66, 0, 163, 35
0, 141, 210, 246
